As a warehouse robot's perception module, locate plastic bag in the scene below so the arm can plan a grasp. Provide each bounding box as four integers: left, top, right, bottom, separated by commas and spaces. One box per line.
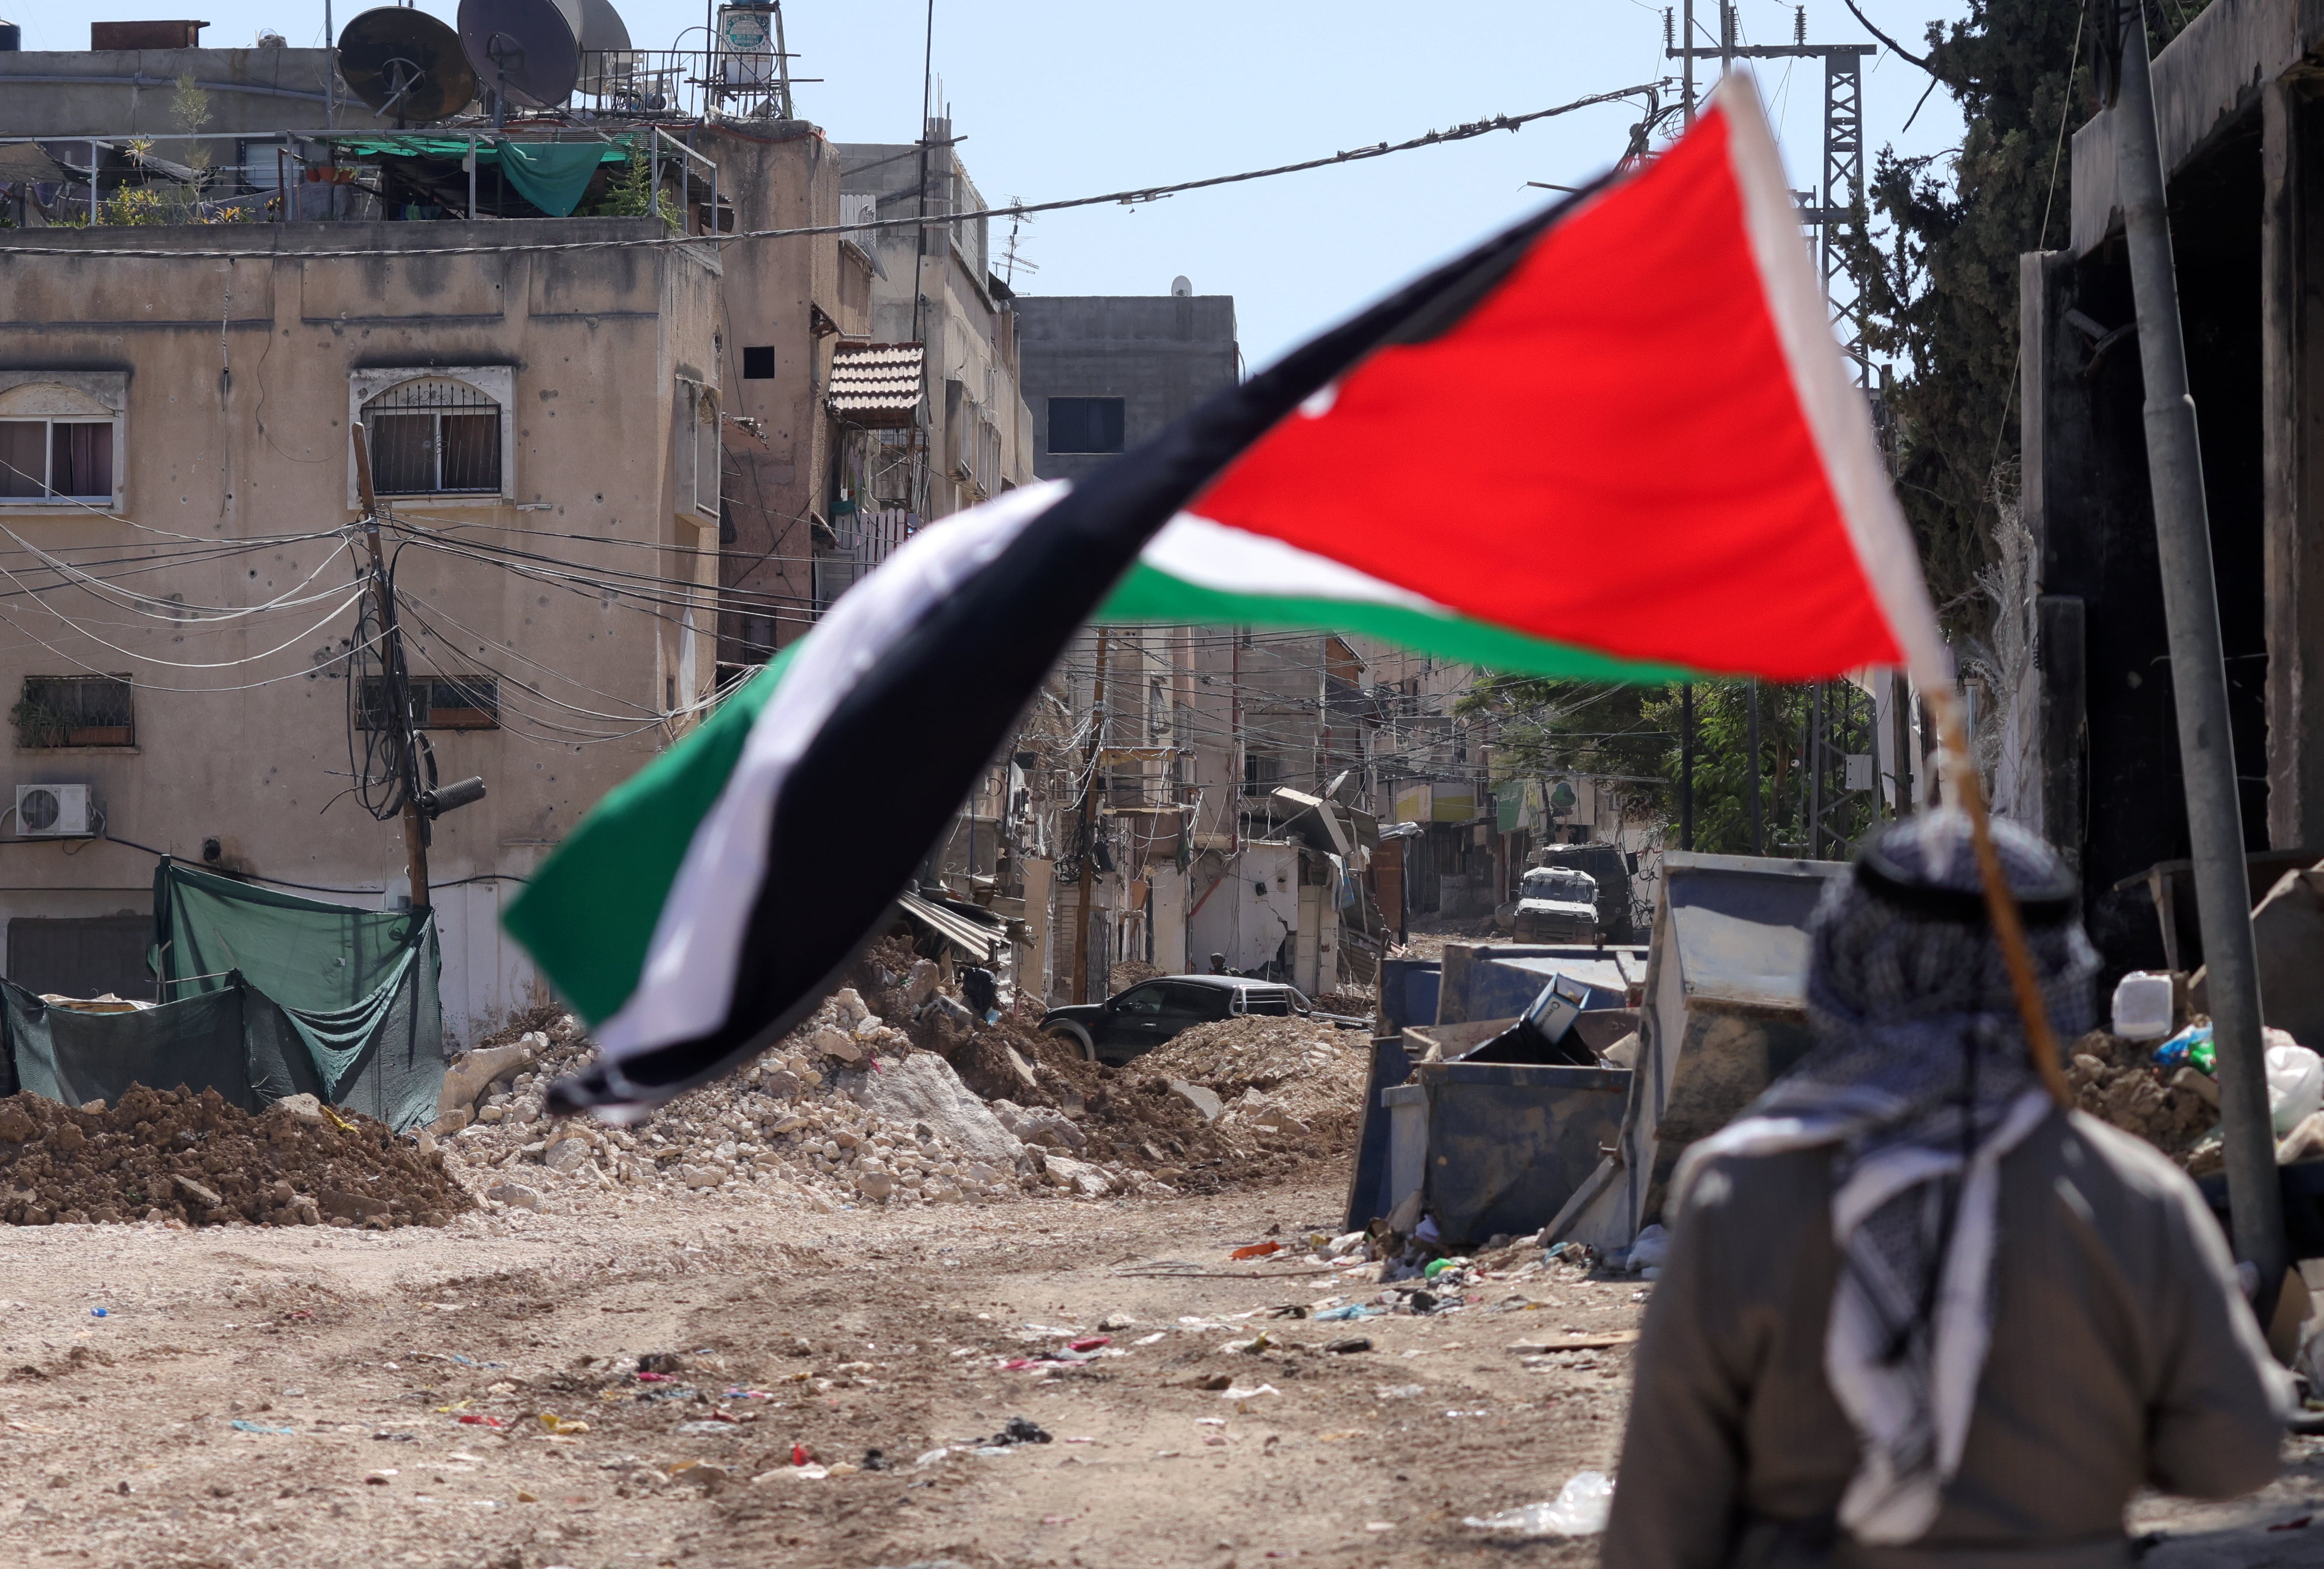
2111, 972, 2175, 1040
1464, 1471, 1615, 1537
1628, 1224, 1670, 1272
2266, 1030, 2324, 1134
2155, 1024, 2213, 1075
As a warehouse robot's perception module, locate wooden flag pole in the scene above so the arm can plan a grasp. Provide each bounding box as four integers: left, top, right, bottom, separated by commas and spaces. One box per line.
1926, 684, 2072, 1108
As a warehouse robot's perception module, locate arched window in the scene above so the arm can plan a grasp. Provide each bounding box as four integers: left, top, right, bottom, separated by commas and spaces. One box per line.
362, 376, 502, 495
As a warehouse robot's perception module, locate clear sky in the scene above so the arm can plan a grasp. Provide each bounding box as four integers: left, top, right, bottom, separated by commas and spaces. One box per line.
24, 1, 1974, 367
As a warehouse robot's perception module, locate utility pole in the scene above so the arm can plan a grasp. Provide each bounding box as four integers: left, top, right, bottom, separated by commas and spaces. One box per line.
350, 422, 432, 913
1749, 678, 1764, 854
1070, 630, 1111, 1006
2111, 4, 2288, 1305
1668, 9, 1875, 384
1679, 682, 1695, 852
1679, 2, 1696, 125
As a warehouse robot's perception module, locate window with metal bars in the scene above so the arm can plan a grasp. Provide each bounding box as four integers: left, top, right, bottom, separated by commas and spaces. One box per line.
14, 675, 134, 748
362, 378, 503, 495
357, 675, 500, 731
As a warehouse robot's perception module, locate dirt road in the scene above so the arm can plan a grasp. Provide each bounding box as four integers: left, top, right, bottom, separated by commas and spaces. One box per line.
9, 1161, 2324, 1569
0, 1173, 1641, 1569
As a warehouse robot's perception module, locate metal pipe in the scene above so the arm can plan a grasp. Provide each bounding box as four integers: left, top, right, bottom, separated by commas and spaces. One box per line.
1680, 681, 1694, 852
467, 134, 476, 220
2113, 4, 2288, 1299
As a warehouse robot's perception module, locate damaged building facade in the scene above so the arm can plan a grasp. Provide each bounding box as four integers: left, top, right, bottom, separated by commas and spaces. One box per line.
0, 27, 869, 1041
2018, 0, 2324, 974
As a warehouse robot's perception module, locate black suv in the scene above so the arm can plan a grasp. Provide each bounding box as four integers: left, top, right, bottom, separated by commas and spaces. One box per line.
1039, 975, 1368, 1066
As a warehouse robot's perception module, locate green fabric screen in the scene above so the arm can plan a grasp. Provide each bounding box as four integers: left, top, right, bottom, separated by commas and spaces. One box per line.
334, 134, 633, 217
142, 862, 447, 1131
5, 982, 251, 1110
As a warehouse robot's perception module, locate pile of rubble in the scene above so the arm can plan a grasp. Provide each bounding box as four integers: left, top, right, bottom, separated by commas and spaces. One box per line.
1122, 1016, 1370, 1145
0, 1083, 471, 1228
437, 958, 1378, 1212
2066, 1028, 2221, 1171
434, 987, 1179, 1213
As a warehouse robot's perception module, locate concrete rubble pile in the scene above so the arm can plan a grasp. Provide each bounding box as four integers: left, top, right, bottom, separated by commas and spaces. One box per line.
430, 990, 1182, 1214
432, 959, 1375, 1213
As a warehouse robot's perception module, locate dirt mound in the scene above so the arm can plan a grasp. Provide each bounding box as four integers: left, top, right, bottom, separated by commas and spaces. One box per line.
1310, 988, 1378, 1020
1123, 1015, 1368, 1131
0, 1083, 472, 1228
2066, 1028, 2219, 1171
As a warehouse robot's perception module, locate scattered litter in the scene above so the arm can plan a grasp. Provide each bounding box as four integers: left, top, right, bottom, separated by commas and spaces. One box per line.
1375, 1384, 1425, 1401
229, 1420, 294, 1436
1219, 1384, 1279, 1401
1314, 1304, 1382, 1322
1230, 1241, 1282, 1261
1464, 1471, 1615, 1538
972, 1416, 1053, 1446
1325, 1337, 1373, 1354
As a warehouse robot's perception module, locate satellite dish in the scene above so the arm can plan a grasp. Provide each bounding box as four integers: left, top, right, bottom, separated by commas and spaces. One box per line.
573, 0, 629, 53
456, 0, 581, 110
571, 0, 632, 95
338, 8, 477, 125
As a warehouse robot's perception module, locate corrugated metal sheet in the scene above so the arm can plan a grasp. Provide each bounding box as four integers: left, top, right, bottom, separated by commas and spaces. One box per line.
828, 342, 924, 428
895, 889, 1006, 964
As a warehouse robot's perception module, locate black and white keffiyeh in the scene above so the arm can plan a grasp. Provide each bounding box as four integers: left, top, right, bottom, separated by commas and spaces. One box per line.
1673, 809, 2097, 1544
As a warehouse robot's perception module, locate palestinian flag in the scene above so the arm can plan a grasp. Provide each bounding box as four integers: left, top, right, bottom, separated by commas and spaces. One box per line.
508, 76, 1947, 1117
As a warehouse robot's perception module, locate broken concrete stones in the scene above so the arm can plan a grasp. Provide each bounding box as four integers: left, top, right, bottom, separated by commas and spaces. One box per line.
809, 1026, 863, 1064
485, 1181, 542, 1212
436, 1040, 538, 1123
1040, 1155, 1114, 1198
1167, 1081, 1223, 1122
541, 1138, 592, 1175
832, 1052, 1025, 1168
989, 1100, 1086, 1152
272, 1093, 330, 1127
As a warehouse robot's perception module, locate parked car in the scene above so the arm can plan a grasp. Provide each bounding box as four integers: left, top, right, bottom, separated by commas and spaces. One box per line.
1040, 975, 1369, 1065
1512, 865, 1600, 944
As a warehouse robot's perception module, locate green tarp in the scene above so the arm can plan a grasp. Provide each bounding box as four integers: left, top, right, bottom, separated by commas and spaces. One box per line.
5, 983, 250, 1108
149, 862, 446, 1131
335, 134, 631, 217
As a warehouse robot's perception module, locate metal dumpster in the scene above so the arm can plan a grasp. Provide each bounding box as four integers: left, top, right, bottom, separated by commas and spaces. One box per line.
1405, 1060, 1631, 1247
1552, 851, 1846, 1250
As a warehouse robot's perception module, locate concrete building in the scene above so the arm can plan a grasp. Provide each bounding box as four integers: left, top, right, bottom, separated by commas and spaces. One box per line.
2016, 0, 2320, 974
834, 123, 1035, 555
695, 122, 867, 666
1015, 288, 1239, 485
0, 216, 720, 1041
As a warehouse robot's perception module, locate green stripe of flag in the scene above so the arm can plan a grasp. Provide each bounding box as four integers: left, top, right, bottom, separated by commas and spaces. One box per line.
1096, 561, 1700, 683
501, 645, 797, 1025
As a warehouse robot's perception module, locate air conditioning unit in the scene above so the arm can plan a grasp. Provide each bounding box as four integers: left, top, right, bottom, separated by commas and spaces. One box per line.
17, 783, 92, 838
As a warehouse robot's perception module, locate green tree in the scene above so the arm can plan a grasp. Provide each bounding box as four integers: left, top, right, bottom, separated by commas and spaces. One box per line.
1844, 0, 2212, 628
1459, 677, 1857, 856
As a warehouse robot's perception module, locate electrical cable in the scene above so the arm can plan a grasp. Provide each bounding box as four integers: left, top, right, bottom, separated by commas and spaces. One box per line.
0, 82, 1670, 262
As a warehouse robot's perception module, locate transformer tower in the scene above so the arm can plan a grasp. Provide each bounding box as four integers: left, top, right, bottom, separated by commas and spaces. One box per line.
1669, 6, 1882, 855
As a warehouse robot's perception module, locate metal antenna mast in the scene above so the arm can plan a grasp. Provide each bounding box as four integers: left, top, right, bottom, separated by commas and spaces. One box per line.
1668, 3, 1874, 386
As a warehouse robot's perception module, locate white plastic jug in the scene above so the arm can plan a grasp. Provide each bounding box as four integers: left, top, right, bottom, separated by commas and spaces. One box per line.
2111, 972, 2175, 1041
2265, 1030, 2324, 1134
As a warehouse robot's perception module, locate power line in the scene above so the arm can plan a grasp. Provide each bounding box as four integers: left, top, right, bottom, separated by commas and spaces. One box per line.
0, 82, 1669, 262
